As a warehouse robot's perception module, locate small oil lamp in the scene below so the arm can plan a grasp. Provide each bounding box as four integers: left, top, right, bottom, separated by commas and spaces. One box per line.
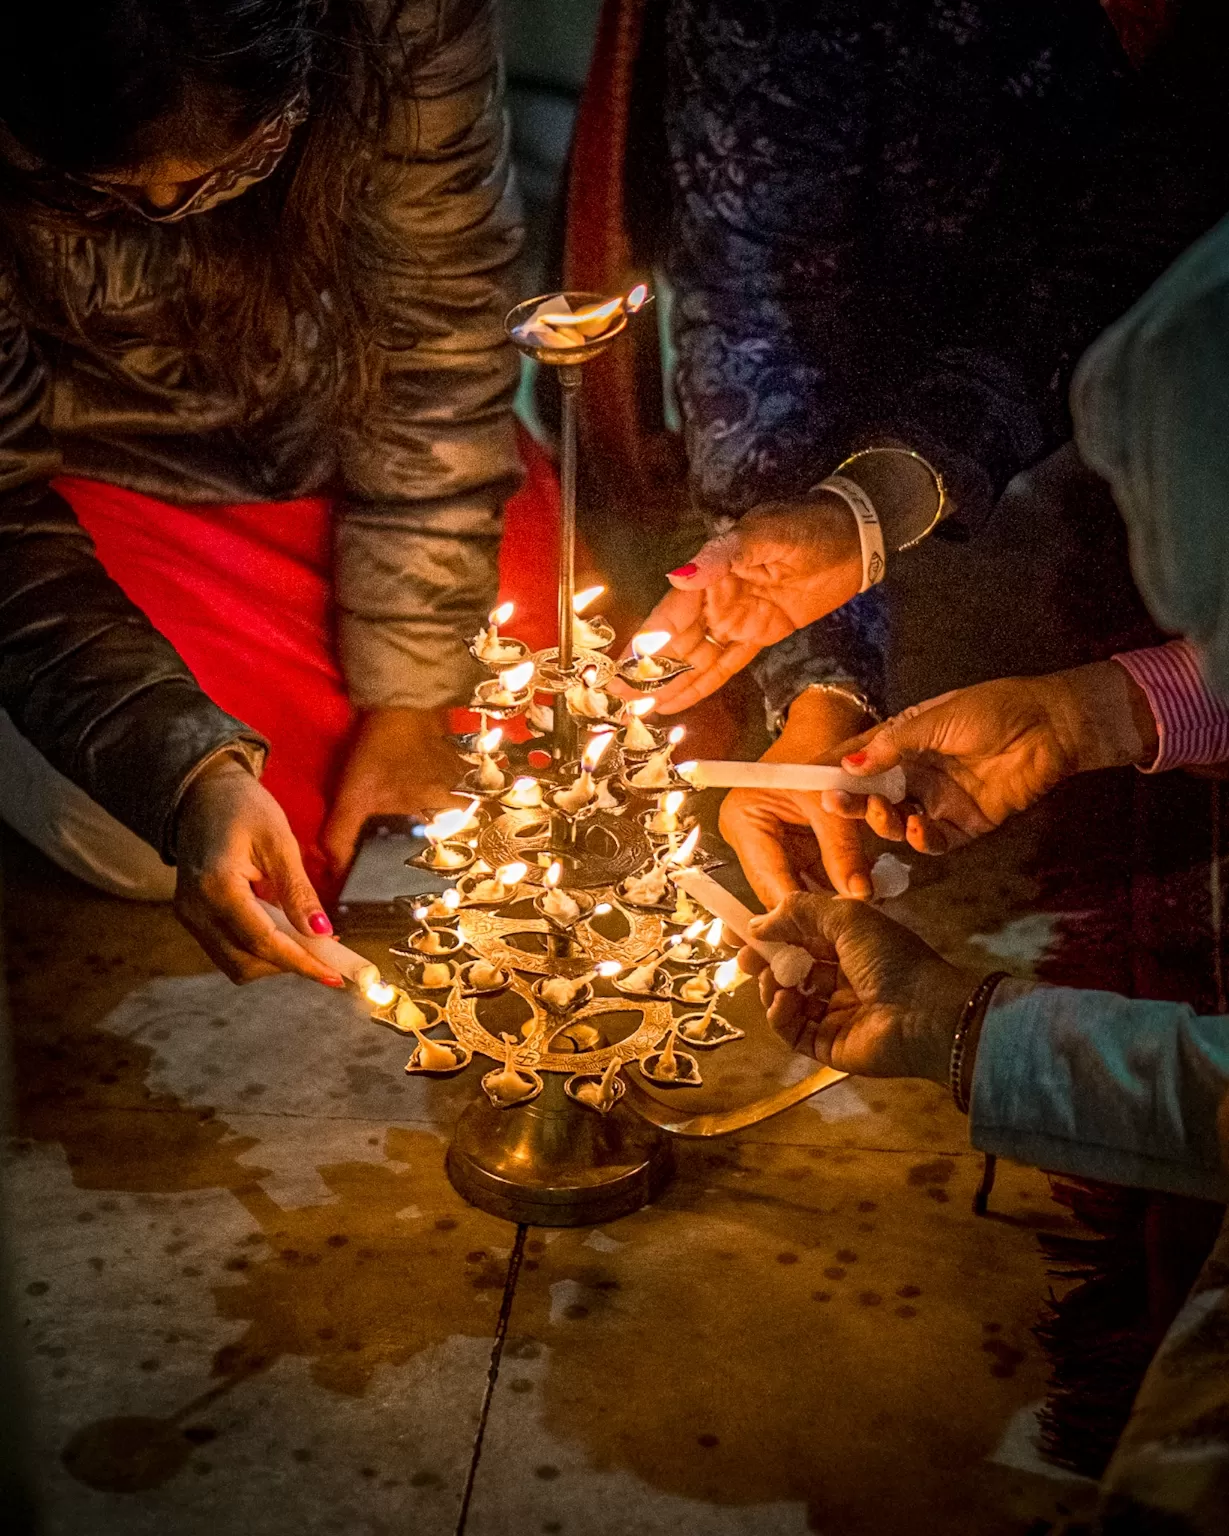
475, 659, 536, 715
534, 860, 594, 930
628, 726, 686, 790
620, 695, 659, 754
501, 774, 544, 810
678, 958, 745, 1046
553, 730, 615, 814
564, 665, 611, 720
647, 789, 688, 839
473, 727, 506, 792
414, 805, 478, 871
470, 601, 527, 666
466, 860, 529, 904
629, 630, 670, 681
572, 585, 615, 651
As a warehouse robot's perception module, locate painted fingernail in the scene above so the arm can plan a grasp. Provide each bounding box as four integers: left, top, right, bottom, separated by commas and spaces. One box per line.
848, 876, 872, 900
322, 975, 346, 989
843, 751, 868, 767
309, 912, 333, 935
669, 562, 699, 579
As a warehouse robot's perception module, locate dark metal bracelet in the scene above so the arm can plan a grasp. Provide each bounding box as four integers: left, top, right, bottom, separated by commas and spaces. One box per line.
949, 972, 1009, 1115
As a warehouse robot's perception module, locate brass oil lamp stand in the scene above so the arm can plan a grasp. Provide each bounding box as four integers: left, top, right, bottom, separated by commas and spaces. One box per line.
370, 287, 840, 1227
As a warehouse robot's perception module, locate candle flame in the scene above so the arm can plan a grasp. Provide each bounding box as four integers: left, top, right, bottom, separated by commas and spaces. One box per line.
496, 862, 527, 887
705, 918, 724, 947
477, 726, 503, 755
573, 585, 605, 614
632, 630, 671, 660
683, 919, 707, 941
412, 907, 428, 922
442, 888, 460, 911
582, 666, 598, 686
365, 979, 397, 1007
667, 726, 685, 746
489, 601, 514, 626
544, 860, 562, 890
715, 958, 741, 992
626, 696, 656, 718
596, 960, 623, 978
663, 790, 685, 815
424, 803, 477, 842
498, 661, 535, 694
593, 902, 612, 916
626, 282, 649, 313
666, 824, 701, 866
507, 775, 538, 804
581, 730, 615, 773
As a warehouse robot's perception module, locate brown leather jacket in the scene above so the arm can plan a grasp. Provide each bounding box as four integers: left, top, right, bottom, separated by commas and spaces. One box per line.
0, 0, 521, 859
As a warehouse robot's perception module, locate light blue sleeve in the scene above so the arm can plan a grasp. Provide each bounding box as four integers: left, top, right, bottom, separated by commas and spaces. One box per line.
970, 981, 1229, 1201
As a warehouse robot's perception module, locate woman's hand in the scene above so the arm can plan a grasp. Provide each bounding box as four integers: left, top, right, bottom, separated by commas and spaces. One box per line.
634, 495, 862, 714
175, 758, 345, 987
323, 707, 467, 876
824, 662, 1158, 855
740, 893, 976, 1080
719, 689, 874, 904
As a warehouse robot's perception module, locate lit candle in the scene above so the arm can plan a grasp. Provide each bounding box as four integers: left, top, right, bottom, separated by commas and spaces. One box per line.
475, 727, 506, 791
554, 730, 614, 813
680, 958, 742, 1040
621, 696, 658, 752
539, 861, 582, 925
485, 660, 536, 707
630, 726, 686, 789
667, 919, 708, 962
673, 867, 815, 989
470, 861, 528, 902
565, 666, 610, 719
415, 887, 461, 924
503, 775, 543, 809
648, 789, 686, 836
572, 586, 612, 650
540, 958, 621, 1011
630, 630, 671, 680
678, 759, 907, 802
471, 601, 524, 665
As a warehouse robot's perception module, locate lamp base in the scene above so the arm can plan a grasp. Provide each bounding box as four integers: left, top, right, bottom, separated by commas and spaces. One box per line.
446, 1073, 673, 1226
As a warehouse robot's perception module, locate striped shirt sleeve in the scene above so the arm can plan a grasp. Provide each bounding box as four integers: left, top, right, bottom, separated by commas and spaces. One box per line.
1113, 639, 1229, 772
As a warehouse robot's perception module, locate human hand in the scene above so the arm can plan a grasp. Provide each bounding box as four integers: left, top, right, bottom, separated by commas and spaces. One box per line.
175, 758, 345, 987
632, 495, 862, 714
322, 707, 467, 876
719, 689, 874, 905
739, 892, 976, 1080
824, 661, 1157, 854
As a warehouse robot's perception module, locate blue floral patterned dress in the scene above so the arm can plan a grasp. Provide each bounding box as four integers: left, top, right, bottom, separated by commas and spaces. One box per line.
663, 0, 1229, 720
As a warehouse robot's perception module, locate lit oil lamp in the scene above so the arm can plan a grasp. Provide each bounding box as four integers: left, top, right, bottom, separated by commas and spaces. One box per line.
678, 958, 746, 1047
501, 774, 544, 810
572, 585, 615, 651
628, 726, 686, 789
413, 805, 478, 871
564, 665, 612, 720
464, 860, 529, 904
534, 859, 594, 930
475, 659, 536, 715
414, 886, 462, 925
534, 958, 622, 1014
472, 727, 506, 792
470, 601, 528, 666
620, 695, 659, 754
553, 730, 615, 814
646, 788, 689, 839
629, 630, 669, 681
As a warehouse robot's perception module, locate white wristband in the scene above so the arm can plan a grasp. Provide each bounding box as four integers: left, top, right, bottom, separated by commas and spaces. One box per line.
818, 474, 885, 592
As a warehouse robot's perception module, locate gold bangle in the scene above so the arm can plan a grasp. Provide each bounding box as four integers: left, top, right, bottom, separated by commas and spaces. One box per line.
836, 447, 947, 553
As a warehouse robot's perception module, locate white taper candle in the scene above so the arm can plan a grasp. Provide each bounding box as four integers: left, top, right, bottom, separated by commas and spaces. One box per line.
680, 760, 906, 802
258, 900, 381, 991
673, 869, 814, 989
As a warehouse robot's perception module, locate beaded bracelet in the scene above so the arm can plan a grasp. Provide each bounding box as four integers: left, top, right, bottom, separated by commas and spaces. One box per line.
949, 972, 1009, 1115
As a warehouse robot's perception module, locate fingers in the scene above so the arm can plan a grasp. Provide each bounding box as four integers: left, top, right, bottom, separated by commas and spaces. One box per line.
666, 534, 736, 590
797, 796, 873, 900
652, 638, 761, 714
262, 826, 331, 938
321, 797, 366, 880
718, 793, 802, 908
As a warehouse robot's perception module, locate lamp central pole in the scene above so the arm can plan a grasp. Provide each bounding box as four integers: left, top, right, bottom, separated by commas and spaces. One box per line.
554, 368, 581, 764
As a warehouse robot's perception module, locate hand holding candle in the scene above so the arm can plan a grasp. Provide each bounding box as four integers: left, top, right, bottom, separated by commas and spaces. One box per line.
673, 868, 815, 989
679, 759, 906, 802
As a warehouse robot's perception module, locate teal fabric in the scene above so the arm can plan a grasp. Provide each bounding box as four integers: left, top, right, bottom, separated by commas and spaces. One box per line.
1073, 212, 1229, 695
971, 981, 1229, 1201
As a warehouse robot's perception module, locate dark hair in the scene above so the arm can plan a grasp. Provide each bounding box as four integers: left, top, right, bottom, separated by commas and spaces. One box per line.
0, 1, 411, 417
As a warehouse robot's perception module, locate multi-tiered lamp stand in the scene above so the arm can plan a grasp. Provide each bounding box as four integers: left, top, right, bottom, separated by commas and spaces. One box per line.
362, 287, 841, 1226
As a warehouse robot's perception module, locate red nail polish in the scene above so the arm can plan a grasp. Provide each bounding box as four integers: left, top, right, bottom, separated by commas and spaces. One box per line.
309, 912, 333, 935
843, 751, 868, 767
322, 975, 346, 989
669, 562, 699, 579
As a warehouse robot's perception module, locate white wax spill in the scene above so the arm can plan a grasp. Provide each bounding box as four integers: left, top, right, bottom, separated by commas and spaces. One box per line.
870, 852, 911, 901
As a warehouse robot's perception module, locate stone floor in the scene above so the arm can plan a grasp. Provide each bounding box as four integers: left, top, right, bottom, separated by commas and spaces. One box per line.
2, 807, 1102, 1535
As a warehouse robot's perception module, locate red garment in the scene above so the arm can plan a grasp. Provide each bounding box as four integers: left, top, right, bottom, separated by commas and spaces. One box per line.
54, 430, 564, 891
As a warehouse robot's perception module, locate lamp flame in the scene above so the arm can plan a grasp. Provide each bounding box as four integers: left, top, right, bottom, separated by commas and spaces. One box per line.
477, 726, 502, 755
582, 666, 598, 686
682, 919, 707, 941
593, 902, 612, 916
667, 825, 701, 867
489, 601, 514, 626
540, 295, 621, 331
581, 730, 615, 774
667, 726, 685, 747
441, 888, 460, 911
714, 958, 741, 992
544, 860, 562, 890
498, 661, 535, 694
424, 803, 477, 842
705, 918, 724, 947
365, 979, 397, 1008
663, 790, 685, 815
495, 862, 527, 888
573, 585, 605, 614
632, 630, 671, 660
596, 960, 623, 978
626, 282, 649, 313
626, 696, 656, 718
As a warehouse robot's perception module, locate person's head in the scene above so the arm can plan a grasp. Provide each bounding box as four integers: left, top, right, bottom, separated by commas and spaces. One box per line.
0, 1, 405, 411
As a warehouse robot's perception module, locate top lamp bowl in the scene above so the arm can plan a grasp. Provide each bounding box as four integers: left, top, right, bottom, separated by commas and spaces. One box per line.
505, 291, 629, 366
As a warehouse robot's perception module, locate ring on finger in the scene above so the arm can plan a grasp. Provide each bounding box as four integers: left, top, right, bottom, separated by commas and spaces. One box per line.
703, 631, 727, 649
